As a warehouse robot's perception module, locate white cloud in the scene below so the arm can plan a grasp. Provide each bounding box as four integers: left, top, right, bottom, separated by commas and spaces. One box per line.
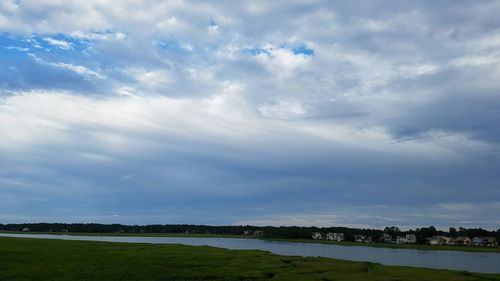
258, 99, 307, 119
50, 62, 106, 79
43, 37, 73, 50
398, 63, 438, 79
255, 44, 311, 78
125, 68, 174, 88
5, 46, 29, 52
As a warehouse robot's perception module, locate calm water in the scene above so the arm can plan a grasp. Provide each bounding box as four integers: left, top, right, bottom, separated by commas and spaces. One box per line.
1, 233, 499, 273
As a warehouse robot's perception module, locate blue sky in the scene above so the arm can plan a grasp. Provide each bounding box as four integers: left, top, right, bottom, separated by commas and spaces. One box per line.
1, 0, 500, 230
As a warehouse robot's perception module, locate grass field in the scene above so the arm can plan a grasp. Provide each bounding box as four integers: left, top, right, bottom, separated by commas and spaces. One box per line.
1, 236, 499, 281
2, 230, 499, 253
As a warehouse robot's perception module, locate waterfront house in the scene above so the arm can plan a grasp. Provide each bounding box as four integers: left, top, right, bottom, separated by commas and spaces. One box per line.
326, 232, 344, 241
428, 235, 450, 246
22, 227, 30, 232
396, 236, 407, 244
473, 237, 497, 247
355, 235, 372, 243
312, 232, 323, 240
405, 234, 417, 244
453, 236, 471, 246
253, 230, 264, 237
382, 233, 392, 243
354, 235, 364, 242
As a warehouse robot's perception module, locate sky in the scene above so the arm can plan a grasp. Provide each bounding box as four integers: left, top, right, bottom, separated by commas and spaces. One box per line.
1, 0, 500, 230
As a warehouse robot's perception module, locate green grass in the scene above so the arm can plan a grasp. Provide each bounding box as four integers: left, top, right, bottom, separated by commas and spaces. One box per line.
0, 236, 499, 281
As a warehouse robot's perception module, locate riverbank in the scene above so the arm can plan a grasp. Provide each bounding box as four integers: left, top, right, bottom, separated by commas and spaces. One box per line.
2, 230, 499, 253
261, 237, 500, 253
1, 236, 499, 281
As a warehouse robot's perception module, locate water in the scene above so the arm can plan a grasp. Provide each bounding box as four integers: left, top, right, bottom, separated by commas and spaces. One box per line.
1, 233, 499, 273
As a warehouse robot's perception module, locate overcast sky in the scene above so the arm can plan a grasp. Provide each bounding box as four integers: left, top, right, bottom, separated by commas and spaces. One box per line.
1, 0, 500, 230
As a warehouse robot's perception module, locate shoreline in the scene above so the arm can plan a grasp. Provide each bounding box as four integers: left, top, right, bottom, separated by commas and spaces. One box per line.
2, 230, 499, 253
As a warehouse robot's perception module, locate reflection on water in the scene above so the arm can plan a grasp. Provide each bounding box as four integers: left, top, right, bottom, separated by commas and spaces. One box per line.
1, 233, 499, 273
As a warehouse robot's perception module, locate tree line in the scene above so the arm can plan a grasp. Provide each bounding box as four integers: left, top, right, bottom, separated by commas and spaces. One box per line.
1, 223, 499, 243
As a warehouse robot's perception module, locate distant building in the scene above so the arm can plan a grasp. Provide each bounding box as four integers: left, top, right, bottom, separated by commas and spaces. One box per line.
355, 235, 371, 243
253, 230, 264, 237
472, 237, 497, 247
428, 236, 451, 246
243, 230, 252, 235
382, 234, 392, 243
452, 236, 471, 246
405, 234, 417, 244
396, 236, 407, 244
22, 227, 30, 232
312, 232, 323, 240
326, 233, 344, 241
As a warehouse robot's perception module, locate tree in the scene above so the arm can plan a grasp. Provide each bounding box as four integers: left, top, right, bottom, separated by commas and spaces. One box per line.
449, 227, 457, 237
383, 226, 401, 235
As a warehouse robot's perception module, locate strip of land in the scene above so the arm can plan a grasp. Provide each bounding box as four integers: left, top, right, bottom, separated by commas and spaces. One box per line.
2, 230, 499, 253
0, 236, 499, 281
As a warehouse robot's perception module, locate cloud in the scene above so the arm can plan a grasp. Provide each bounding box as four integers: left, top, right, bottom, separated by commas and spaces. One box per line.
398, 63, 438, 79
43, 37, 72, 50
0, 1, 499, 228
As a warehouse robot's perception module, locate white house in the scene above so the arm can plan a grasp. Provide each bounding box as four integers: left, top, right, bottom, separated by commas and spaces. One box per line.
355, 235, 371, 243
382, 234, 392, 243
473, 237, 497, 247
452, 236, 471, 246
22, 227, 30, 232
354, 235, 364, 242
253, 230, 264, 237
326, 232, 344, 241
405, 234, 417, 244
428, 236, 451, 246
396, 236, 407, 244
312, 232, 323, 240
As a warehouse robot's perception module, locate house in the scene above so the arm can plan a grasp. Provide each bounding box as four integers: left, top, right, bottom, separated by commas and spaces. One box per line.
312, 232, 323, 240
22, 227, 30, 232
405, 234, 417, 244
354, 235, 364, 242
473, 237, 497, 247
243, 230, 252, 235
396, 236, 407, 244
453, 236, 471, 246
428, 236, 450, 246
253, 230, 264, 237
326, 232, 344, 241
355, 235, 371, 243
382, 234, 392, 243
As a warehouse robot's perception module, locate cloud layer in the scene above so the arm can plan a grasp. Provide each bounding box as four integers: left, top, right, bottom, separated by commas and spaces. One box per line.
1, 0, 500, 229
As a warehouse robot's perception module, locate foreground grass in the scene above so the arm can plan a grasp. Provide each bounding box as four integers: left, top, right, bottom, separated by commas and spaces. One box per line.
0, 237, 499, 281
3, 230, 499, 253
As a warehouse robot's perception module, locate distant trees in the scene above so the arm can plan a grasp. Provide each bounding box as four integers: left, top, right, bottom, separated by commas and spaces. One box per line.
1, 223, 498, 244
383, 226, 401, 236
449, 227, 457, 237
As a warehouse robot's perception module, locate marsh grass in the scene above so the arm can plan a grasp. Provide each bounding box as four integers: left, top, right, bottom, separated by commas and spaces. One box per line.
0, 237, 499, 281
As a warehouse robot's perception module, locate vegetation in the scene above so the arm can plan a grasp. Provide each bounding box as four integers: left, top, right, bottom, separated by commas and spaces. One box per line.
1, 236, 499, 281
2, 223, 499, 254
2, 223, 499, 242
